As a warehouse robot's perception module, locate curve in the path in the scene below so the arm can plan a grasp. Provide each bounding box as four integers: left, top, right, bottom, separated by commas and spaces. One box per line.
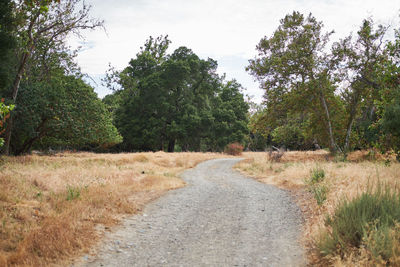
82, 158, 305, 267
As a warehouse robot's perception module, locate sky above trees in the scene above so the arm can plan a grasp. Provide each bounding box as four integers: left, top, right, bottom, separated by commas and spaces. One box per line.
68, 0, 400, 102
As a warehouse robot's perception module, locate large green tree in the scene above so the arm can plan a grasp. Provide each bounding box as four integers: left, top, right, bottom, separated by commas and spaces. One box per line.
12, 73, 122, 154
208, 80, 249, 151
113, 36, 171, 151
110, 36, 248, 152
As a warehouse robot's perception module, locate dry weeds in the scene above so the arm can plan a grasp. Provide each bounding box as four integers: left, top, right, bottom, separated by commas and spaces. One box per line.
235, 150, 400, 266
0, 151, 224, 266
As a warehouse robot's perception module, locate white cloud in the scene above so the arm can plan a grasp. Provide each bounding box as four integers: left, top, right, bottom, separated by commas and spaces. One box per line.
69, 0, 400, 101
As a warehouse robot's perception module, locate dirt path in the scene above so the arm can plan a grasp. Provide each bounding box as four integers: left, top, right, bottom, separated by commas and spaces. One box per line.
78, 158, 305, 266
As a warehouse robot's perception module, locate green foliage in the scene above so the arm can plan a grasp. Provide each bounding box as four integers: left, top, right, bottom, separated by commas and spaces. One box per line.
247, 11, 399, 155
308, 167, 326, 184
270, 116, 314, 150
111, 36, 248, 152
0, 100, 14, 148
209, 80, 249, 151
247, 11, 345, 152
311, 185, 328, 206
380, 99, 400, 160
247, 108, 270, 151
0, 0, 118, 154
66, 185, 81, 201
319, 184, 400, 261
11, 74, 122, 154
0, 0, 16, 91
0, 0, 104, 155
305, 166, 327, 205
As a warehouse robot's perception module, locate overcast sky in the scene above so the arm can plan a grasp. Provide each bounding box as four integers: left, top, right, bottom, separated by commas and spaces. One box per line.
69, 0, 400, 102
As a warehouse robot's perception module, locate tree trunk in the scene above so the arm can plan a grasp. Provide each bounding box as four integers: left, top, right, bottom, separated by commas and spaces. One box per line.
343, 118, 354, 156
343, 100, 359, 156
3, 117, 13, 155
16, 136, 38, 156
3, 50, 32, 155
167, 139, 175, 152
319, 92, 340, 154
15, 118, 48, 155
3, 12, 37, 155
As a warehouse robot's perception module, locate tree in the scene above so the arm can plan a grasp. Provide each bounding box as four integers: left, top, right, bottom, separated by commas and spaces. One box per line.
247, 106, 270, 151
375, 24, 400, 159
11, 73, 122, 154
247, 12, 343, 152
247, 12, 394, 156
208, 80, 249, 151
113, 36, 171, 151
331, 18, 388, 154
163, 46, 220, 151
110, 36, 249, 152
2, 0, 103, 154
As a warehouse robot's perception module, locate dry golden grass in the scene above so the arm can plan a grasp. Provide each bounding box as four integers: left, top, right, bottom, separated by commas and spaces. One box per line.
235, 150, 400, 266
0, 151, 224, 266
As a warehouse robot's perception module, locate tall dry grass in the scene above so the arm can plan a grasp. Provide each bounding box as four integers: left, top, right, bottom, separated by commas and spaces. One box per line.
0, 151, 223, 266
235, 150, 400, 266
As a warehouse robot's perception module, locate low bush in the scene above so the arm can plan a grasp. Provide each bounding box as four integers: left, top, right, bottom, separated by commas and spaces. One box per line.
308, 166, 325, 184
224, 143, 244, 156
318, 184, 400, 264
305, 166, 327, 205
311, 185, 328, 206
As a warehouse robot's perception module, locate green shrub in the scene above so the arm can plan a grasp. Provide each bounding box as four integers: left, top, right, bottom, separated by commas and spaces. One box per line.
305, 166, 328, 205
318, 184, 400, 262
308, 167, 325, 184
311, 185, 328, 206
365, 223, 393, 262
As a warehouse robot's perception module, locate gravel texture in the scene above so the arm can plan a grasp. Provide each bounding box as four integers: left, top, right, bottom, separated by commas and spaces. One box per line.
80, 158, 305, 267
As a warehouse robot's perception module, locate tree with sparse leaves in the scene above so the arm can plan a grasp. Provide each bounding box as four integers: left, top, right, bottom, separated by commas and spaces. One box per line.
247, 11, 397, 157
248, 11, 343, 152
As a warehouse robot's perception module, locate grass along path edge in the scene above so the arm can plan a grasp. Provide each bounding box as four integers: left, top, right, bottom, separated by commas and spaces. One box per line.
0, 152, 227, 266
235, 150, 400, 265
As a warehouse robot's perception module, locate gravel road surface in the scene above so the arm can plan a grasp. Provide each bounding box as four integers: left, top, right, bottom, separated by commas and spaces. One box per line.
80, 158, 305, 267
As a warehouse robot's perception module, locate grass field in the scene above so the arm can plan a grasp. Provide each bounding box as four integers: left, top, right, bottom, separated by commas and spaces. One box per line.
0, 151, 224, 266
2, 149, 398, 266
236, 150, 400, 266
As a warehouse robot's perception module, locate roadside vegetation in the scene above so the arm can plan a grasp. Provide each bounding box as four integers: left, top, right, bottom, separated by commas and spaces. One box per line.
0, 152, 224, 266
236, 150, 400, 265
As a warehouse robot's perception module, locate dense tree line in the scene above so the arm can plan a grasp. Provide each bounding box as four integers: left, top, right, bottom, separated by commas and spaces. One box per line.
104, 36, 249, 152
4, 2, 397, 157
0, 1, 248, 155
247, 11, 400, 159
